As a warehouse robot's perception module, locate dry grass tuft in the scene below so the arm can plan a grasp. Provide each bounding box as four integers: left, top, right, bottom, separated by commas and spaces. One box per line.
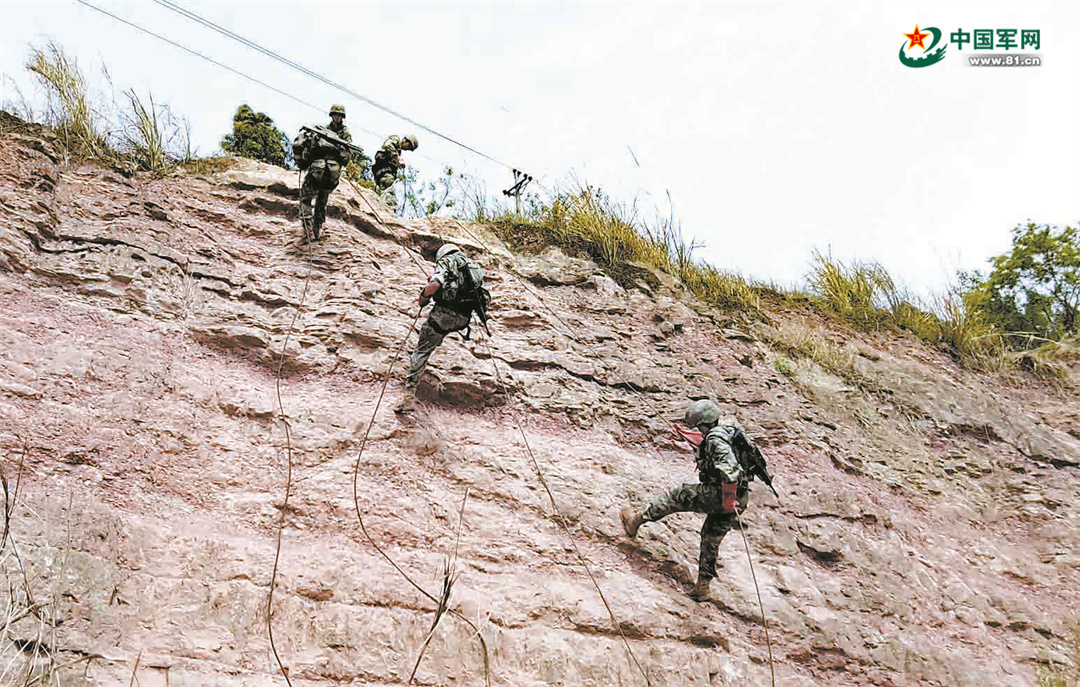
489, 183, 760, 314
25, 43, 111, 162
806, 250, 1009, 370
13, 42, 203, 177
757, 321, 864, 387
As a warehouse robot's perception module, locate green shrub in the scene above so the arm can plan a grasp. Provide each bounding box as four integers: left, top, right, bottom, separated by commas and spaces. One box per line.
220, 104, 290, 167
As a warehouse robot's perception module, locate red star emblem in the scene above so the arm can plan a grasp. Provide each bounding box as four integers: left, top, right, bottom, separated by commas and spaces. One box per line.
904, 24, 930, 51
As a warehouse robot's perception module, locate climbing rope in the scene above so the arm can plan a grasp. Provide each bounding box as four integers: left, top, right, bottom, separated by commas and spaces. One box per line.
338, 180, 493, 685
347, 311, 493, 686
736, 510, 776, 687
475, 332, 653, 686
266, 169, 316, 686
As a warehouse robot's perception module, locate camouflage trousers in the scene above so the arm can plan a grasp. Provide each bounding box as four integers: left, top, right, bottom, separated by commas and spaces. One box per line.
300, 159, 342, 229
406, 304, 471, 389
641, 483, 748, 580
373, 169, 398, 210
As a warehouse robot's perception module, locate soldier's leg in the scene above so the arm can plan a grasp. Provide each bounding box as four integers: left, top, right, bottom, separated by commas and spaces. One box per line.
697, 513, 735, 581
640, 483, 725, 524
313, 190, 329, 237
375, 172, 398, 210
406, 318, 446, 390
300, 161, 327, 237
404, 306, 470, 389
299, 172, 318, 222
314, 162, 341, 237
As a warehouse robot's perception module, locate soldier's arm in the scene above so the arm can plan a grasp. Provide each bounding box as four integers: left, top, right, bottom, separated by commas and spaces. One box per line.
420, 260, 451, 305
418, 280, 440, 306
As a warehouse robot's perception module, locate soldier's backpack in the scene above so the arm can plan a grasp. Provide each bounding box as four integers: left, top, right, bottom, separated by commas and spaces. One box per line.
292, 129, 314, 170
293, 127, 345, 170
436, 254, 491, 339
730, 428, 779, 498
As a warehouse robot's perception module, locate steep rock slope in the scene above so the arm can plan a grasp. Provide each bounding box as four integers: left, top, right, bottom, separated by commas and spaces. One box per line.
0, 127, 1078, 686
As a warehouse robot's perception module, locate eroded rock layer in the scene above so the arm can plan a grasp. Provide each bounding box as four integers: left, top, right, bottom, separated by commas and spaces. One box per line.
1, 128, 1077, 686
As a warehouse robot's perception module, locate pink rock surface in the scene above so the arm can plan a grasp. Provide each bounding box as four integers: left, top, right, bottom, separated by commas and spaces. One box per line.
0, 125, 1077, 685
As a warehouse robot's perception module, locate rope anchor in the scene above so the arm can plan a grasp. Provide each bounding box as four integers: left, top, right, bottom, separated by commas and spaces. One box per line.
501, 169, 533, 218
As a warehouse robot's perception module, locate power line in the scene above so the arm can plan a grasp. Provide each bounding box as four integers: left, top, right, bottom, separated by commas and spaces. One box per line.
73, 0, 454, 165
152, 0, 518, 172
75, 0, 319, 114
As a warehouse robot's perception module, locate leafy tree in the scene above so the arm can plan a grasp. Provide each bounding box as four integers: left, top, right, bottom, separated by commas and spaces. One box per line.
220, 104, 291, 167
402, 166, 459, 218
343, 149, 374, 189
963, 223, 1080, 343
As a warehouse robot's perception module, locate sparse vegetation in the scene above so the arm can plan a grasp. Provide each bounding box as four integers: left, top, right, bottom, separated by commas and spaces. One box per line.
1037, 622, 1080, 687
486, 183, 760, 313
4, 42, 195, 176
802, 229, 1078, 379
758, 321, 865, 387
23, 43, 110, 161
343, 149, 374, 189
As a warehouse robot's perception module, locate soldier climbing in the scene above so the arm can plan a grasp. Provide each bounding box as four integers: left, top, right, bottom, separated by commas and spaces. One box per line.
372, 133, 419, 212
397, 243, 490, 414
621, 400, 776, 600
293, 104, 362, 241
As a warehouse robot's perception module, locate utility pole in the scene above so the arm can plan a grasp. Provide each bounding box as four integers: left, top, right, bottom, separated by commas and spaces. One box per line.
502, 169, 533, 220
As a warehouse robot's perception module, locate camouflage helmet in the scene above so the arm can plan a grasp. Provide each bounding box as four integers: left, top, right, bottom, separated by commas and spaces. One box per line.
329, 104, 346, 118
402, 134, 419, 150
436, 243, 461, 262
684, 400, 721, 428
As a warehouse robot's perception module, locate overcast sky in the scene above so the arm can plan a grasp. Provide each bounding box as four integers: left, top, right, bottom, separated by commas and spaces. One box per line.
2, 1, 1077, 298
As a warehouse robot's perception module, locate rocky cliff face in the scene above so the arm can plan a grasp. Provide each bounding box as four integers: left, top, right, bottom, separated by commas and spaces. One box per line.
1, 125, 1077, 686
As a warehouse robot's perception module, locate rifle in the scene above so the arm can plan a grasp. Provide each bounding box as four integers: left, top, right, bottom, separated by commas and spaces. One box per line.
731, 428, 780, 499
299, 125, 366, 157
458, 255, 491, 339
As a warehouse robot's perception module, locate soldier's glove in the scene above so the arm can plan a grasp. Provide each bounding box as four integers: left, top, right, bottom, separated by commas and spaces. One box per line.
418, 292, 430, 307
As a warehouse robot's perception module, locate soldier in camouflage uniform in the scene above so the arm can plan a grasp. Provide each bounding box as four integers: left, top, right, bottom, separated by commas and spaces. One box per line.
372, 134, 418, 211
397, 243, 486, 414
620, 400, 750, 600
298, 104, 353, 240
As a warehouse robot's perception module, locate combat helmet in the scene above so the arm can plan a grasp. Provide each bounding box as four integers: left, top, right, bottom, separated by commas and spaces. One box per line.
684, 400, 721, 428
403, 134, 419, 150
329, 104, 346, 118
436, 243, 461, 261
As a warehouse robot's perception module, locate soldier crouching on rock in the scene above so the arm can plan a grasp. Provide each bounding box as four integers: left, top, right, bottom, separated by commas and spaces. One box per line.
372, 133, 418, 212
620, 400, 751, 601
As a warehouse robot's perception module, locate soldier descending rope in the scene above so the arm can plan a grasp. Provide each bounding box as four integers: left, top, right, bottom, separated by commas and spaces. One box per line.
292, 104, 358, 240
397, 243, 490, 415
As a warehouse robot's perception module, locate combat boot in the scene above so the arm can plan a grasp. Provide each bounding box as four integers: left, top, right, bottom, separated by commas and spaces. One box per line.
620, 506, 644, 538
688, 577, 712, 601
311, 219, 322, 241
301, 216, 314, 242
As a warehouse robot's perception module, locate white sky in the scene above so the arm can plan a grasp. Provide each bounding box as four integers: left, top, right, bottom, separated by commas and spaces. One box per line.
2, 0, 1078, 298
